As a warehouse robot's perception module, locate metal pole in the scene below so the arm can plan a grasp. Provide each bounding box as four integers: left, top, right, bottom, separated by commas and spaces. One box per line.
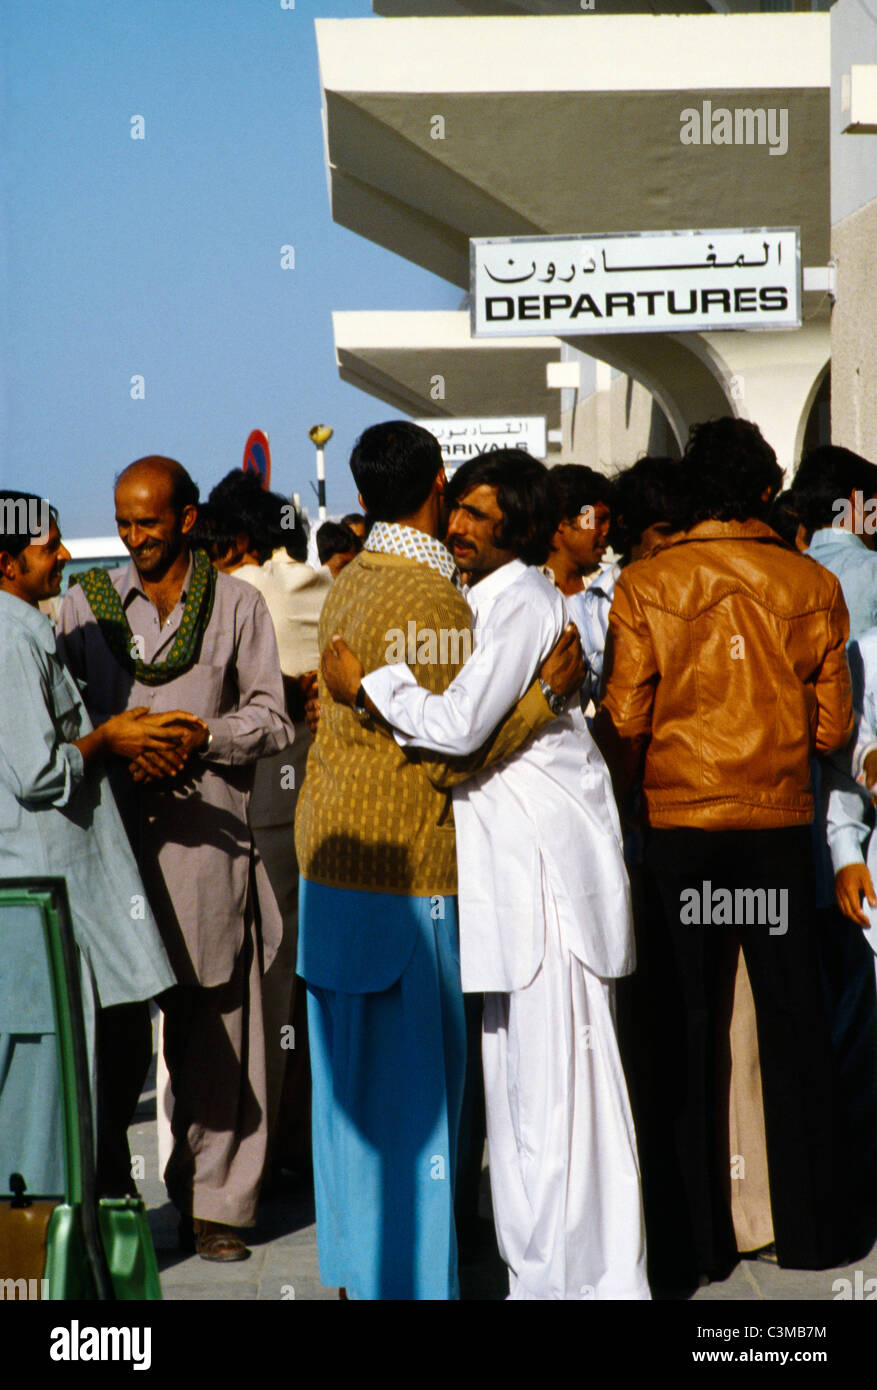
308, 425, 333, 523
316, 447, 326, 521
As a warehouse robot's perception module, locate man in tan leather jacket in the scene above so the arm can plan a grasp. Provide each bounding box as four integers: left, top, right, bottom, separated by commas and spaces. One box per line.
594, 418, 861, 1292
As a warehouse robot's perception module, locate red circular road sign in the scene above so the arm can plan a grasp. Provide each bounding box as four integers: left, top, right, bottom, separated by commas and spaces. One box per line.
242, 429, 271, 489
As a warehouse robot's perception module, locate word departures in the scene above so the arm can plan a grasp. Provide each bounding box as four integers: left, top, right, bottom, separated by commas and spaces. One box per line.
471, 229, 800, 337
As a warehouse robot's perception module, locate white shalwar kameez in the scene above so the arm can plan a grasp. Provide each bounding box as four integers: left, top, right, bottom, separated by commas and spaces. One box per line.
362, 559, 649, 1300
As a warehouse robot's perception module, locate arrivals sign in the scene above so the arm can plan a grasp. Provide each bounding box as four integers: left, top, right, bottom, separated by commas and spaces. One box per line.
414, 416, 547, 464
470, 229, 801, 337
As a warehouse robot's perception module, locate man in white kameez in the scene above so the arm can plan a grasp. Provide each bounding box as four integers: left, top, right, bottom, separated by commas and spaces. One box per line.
323, 449, 649, 1301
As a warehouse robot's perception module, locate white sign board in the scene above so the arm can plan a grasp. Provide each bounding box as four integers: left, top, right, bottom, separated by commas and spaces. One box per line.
414, 416, 547, 463
471, 229, 800, 337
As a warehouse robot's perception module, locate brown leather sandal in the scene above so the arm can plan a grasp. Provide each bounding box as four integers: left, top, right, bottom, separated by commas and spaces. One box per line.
193, 1220, 251, 1262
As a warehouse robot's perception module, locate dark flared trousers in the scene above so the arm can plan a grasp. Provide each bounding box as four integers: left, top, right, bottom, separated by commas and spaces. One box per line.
639, 825, 856, 1283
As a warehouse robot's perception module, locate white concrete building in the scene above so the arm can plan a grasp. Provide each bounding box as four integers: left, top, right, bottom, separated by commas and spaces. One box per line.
316, 1, 871, 476
831, 0, 877, 463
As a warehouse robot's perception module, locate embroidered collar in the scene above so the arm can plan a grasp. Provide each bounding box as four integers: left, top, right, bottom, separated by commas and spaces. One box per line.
365, 521, 458, 585
72, 548, 216, 686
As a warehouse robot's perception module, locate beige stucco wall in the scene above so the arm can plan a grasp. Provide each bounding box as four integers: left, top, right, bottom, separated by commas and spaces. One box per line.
556, 373, 678, 473
831, 195, 877, 461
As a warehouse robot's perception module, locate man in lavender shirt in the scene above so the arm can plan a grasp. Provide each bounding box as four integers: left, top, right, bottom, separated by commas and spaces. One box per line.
57, 457, 293, 1261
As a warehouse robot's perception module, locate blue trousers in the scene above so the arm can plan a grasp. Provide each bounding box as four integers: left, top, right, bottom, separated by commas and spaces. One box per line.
302, 883, 466, 1300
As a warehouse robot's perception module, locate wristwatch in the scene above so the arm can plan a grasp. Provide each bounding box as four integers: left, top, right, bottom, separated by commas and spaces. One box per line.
539, 678, 568, 716
353, 684, 369, 716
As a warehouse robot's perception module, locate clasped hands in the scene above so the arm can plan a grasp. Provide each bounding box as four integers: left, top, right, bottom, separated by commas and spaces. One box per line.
98, 706, 210, 784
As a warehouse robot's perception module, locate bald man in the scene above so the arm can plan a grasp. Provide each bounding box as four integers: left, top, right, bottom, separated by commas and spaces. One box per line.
57, 457, 293, 1260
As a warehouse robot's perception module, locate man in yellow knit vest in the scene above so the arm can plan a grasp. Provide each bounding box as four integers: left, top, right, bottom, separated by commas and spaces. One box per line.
294, 421, 581, 1300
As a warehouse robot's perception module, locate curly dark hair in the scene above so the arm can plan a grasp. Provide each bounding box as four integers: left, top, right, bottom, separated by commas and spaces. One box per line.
446, 449, 560, 566
790, 445, 877, 534
609, 456, 686, 557
768, 490, 804, 547
316, 520, 361, 566
679, 418, 782, 526
206, 470, 308, 563
550, 465, 613, 522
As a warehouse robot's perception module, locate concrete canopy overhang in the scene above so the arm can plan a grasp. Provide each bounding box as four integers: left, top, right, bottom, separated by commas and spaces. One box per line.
560, 320, 830, 471
319, 14, 831, 469
333, 310, 563, 426
333, 311, 829, 473
318, 14, 830, 287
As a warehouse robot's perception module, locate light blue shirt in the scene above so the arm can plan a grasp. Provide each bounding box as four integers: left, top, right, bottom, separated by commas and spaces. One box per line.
827, 629, 877, 873
563, 560, 619, 709
806, 529, 877, 889
0, 589, 174, 1009
807, 528, 877, 641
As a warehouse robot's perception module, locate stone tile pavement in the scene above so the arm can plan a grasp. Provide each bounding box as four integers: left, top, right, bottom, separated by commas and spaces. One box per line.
131, 1046, 876, 1302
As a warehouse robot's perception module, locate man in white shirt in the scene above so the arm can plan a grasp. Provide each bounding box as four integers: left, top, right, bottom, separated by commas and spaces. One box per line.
543, 464, 617, 710
322, 449, 649, 1301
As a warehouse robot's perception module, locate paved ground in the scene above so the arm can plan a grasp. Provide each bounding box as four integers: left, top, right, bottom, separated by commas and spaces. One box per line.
131, 1041, 877, 1303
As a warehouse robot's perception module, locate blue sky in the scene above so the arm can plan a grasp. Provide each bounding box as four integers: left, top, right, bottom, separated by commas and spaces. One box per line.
0, 0, 458, 535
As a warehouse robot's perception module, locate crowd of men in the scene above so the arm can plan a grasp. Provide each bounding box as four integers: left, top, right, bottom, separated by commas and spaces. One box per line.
1, 415, 877, 1298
